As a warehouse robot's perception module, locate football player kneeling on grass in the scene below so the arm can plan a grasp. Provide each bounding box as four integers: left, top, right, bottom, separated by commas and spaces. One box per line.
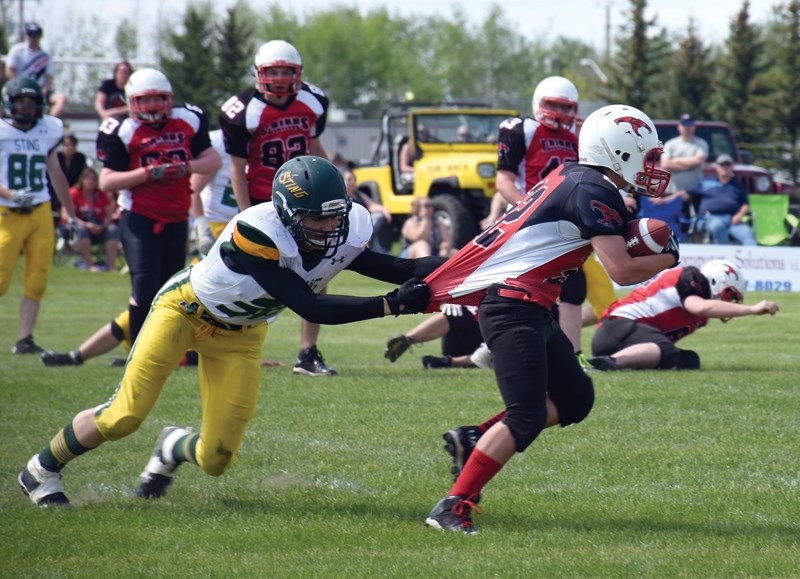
586, 259, 779, 371
18, 156, 443, 507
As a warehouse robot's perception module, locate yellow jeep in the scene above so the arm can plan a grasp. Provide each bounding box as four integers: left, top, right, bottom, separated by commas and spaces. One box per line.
353, 103, 518, 248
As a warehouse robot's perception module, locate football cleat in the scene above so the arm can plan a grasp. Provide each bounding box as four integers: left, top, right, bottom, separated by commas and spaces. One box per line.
12, 335, 43, 355
137, 426, 190, 499
293, 346, 337, 376
41, 350, 83, 367
443, 426, 481, 481
19, 455, 70, 507
587, 355, 619, 371
422, 355, 452, 370
425, 495, 483, 534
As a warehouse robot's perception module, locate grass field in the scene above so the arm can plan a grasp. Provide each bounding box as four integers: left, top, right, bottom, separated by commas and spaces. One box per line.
1, 262, 798, 578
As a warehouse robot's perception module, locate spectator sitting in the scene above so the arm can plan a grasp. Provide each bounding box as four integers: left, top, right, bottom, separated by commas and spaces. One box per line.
398, 124, 430, 186
94, 61, 133, 119
680, 154, 757, 245
4, 23, 68, 117
400, 197, 455, 258
343, 167, 392, 254
65, 168, 120, 271
456, 124, 472, 142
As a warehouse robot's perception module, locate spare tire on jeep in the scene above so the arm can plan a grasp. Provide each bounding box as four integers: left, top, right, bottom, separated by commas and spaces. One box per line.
432, 193, 478, 249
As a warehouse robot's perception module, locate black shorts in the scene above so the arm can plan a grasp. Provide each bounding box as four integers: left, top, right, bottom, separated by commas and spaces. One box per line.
591, 317, 672, 356
441, 306, 483, 357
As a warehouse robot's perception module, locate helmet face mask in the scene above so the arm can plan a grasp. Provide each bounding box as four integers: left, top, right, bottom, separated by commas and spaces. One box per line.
532, 76, 579, 130
254, 41, 302, 98
2, 77, 45, 127
272, 156, 351, 258
578, 104, 671, 197
125, 68, 173, 125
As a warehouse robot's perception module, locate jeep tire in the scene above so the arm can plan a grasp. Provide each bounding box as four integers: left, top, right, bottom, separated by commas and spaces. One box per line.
432, 193, 478, 249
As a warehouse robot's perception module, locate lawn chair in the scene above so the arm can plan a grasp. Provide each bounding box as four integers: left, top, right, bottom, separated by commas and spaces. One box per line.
747, 194, 799, 246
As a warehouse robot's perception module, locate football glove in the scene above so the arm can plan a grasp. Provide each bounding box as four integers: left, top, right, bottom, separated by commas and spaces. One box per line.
440, 303, 463, 317
663, 229, 680, 268
384, 277, 430, 316
66, 218, 82, 245
10, 188, 35, 208
146, 162, 189, 182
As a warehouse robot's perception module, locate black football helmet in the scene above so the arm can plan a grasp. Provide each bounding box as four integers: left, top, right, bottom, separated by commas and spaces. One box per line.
2, 77, 45, 127
272, 156, 352, 258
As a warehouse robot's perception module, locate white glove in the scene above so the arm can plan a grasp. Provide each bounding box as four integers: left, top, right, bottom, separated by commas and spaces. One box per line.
10, 188, 35, 208
470, 343, 494, 369
66, 218, 82, 244
194, 216, 217, 256
440, 303, 464, 317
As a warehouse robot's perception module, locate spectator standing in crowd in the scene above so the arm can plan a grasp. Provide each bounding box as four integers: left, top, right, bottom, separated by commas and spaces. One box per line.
588, 260, 778, 371
94, 61, 133, 120
219, 40, 339, 377
660, 113, 708, 194
495, 75, 615, 366
0, 77, 77, 354
343, 167, 392, 254
66, 167, 119, 272
400, 197, 455, 258
48, 133, 87, 231
97, 67, 221, 343
422, 104, 676, 534
18, 155, 439, 507
4, 23, 68, 118
680, 154, 757, 245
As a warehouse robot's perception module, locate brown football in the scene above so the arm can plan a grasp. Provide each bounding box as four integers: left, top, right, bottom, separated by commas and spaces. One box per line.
624, 218, 673, 257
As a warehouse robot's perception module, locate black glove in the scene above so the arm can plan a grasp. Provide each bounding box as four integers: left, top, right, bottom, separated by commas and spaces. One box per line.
663, 229, 680, 268
384, 277, 430, 316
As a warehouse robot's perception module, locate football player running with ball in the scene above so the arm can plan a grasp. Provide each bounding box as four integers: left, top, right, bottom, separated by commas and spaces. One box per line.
220, 40, 338, 377
19, 156, 440, 507
0, 77, 77, 355
423, 104, 678, 534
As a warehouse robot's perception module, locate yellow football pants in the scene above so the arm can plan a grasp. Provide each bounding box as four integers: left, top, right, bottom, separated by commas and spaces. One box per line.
0, 202, 54, 300
95, 269, 267, 477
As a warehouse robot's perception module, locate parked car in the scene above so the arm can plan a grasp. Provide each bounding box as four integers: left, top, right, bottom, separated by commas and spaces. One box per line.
353, 102, 518, 248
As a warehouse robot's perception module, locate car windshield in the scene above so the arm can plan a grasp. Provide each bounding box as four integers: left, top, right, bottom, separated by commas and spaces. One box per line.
410, 113, 510, 144
657, 124, 738, 163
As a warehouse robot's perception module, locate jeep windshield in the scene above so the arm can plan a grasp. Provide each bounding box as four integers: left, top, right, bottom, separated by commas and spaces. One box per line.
655, 124, 738, 162
405, 113, 511, 144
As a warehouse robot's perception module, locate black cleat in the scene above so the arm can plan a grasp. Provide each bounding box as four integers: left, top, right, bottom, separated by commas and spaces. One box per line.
137, 426, 189, 499
13, 335, 43, 355
442, 426, 481, 481
41, 350, 83, 367
422, 355, 452, 369
293, 346, 337, 376
19, 455, 70, 507
425, 495, 482, 534
587, 355, 619, 371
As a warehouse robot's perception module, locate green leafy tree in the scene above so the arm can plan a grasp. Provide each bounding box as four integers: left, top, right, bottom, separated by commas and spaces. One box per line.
661, 19, 713, 118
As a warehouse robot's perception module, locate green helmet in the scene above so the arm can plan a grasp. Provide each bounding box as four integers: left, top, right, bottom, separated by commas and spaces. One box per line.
2, 76, 45, 126
272, 156, 352, 258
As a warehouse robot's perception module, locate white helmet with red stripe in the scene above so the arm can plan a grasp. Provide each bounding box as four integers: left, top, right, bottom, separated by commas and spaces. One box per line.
532, 76, 578, 130
125, 68, 173, 124
254, 40, 303, 97
701, 260, 745, 303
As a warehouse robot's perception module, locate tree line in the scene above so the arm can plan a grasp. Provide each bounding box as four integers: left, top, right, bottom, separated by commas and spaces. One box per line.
1, 0, 798, 182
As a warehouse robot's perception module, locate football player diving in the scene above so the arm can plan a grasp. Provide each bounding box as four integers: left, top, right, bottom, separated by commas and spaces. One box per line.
19, 155, 440, 507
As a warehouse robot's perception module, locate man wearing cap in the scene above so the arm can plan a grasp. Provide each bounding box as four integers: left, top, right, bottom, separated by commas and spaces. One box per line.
660, 113, 709, 194
678, 154, 757, 245
5, 23, 68, 118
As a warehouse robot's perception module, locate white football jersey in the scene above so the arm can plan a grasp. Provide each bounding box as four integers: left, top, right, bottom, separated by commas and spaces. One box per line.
0, 115, 63, 208
190, 201, 373, 325
199, 130, 238, 223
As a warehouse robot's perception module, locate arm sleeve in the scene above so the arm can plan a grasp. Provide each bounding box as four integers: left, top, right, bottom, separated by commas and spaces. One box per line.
240, 260, 386, 324
497, 117, 526, 174
347, 248, 447, 284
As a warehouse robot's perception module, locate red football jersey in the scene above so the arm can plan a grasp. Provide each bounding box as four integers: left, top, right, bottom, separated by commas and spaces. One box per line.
600, 266, 711, 342
219, 83, 329, 201
96, 104, 213, 223
497, 116, 578, 192
424, 163, 629, 313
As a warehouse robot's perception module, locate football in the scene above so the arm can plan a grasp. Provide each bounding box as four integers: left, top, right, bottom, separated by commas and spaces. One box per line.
624, 218, 673, 257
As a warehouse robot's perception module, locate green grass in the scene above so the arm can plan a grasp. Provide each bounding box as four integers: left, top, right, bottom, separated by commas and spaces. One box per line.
1, 262, 799, 577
